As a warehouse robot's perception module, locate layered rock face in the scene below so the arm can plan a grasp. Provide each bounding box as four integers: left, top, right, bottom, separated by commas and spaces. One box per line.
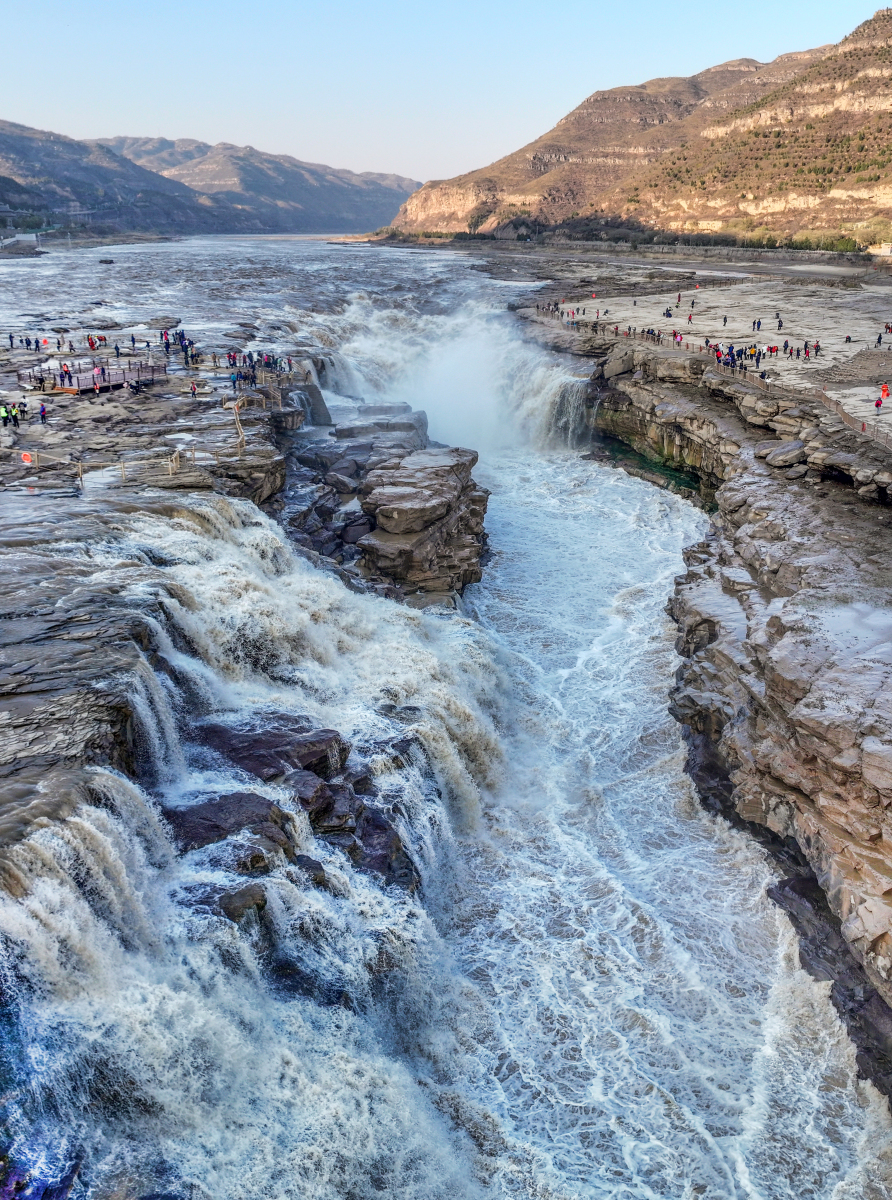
582, 334, 892, 1019
393, 47, 827, 234
274, 403, 489, 603
358, 448, 488, 595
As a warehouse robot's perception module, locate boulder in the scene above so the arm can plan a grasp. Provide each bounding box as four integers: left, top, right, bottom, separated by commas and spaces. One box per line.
354, 807, 420, 891
161, 792, 297, 859
195, 719, 350, 780
282, 767, 333, 816
342, 515, 374, 544
293, 853, 328, 889
365, 486, 452, 534
312, 783, 364, 834
217, 882, 267, 923
765, 440, 807, 467
324, 472, 357, 494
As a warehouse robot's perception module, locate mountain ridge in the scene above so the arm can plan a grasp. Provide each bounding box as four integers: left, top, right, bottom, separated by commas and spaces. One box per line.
394, 13, 892, 245
0, 122, 419, 234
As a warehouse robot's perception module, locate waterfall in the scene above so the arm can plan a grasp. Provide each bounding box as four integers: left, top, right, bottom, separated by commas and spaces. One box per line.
3, 239, 891, 1200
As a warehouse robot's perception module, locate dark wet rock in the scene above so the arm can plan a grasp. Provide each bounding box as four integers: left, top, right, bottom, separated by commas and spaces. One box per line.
354, 806, 420, 891
769, 874, 892, 1095
312, 783, 364, 833
194, 720, 350, 781
377, 703, 423, 723
342, 515, 374, 544
161, 792, 297, 857
324, 471, 357, 494
185, 880, 267, 923
282, 767, 333, 816
0, 1158, 82, 1200
218, 882, 267, 923
293, 853, 328, 888
343, 763, 375, 794
331, 457, 358, 478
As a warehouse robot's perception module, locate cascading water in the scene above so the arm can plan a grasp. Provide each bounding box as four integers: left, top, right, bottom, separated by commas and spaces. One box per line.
1, 238, 891, 1199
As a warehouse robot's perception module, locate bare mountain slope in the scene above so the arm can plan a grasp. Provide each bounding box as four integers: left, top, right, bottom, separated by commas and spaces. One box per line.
394, 47, 829, 234
0, 120, 230, 231
604, 8, 892, 240
92, 137, 421, 233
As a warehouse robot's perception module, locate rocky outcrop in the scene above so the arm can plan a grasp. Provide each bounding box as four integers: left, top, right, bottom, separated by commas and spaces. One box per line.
357, 447, 489, 595
179, 714, 420, 894
272, 407, 489, 603
575, 334, 892, 1076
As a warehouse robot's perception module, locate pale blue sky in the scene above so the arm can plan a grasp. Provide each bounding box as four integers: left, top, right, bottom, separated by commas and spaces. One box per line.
1, 0, 871, 182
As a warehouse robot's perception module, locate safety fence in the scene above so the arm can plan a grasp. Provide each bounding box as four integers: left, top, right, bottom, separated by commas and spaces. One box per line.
588, 324, 892, 456
17, 361, 167, 394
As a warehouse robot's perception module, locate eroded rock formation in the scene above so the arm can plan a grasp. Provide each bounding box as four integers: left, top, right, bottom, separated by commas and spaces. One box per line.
577, 334, 892, 1046
273, 404, 489, 603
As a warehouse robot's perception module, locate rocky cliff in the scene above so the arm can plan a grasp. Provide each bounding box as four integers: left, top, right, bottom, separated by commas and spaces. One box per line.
395, 9, 892, 245
393, 48, 828, 235
559, 329, 892, 1077
0, 352, 486, 901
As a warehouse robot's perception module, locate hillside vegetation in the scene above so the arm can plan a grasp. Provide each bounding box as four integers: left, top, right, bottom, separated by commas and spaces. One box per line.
395, 10, 892, 247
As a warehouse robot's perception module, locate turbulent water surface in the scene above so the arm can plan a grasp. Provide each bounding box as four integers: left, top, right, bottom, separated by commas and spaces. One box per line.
2, 238, 892, 1199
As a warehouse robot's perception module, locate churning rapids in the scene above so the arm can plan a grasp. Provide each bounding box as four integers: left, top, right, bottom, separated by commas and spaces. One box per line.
2, 238, 892, 1199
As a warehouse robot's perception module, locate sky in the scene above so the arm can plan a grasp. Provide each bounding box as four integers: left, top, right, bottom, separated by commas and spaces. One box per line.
0, 0, 872, 183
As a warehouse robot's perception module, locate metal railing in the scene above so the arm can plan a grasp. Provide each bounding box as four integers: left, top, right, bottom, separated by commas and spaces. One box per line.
587, 323, 892, 456
17, 361, 167, 393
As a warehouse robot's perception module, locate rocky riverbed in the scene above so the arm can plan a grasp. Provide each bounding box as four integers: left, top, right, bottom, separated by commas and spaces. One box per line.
3, 238, 892, 1199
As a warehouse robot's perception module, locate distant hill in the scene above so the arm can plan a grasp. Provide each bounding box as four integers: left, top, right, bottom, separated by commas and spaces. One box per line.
0, 121, 419, 234
394, 14, 892, 246
0, 120, 231, 232
394, 47, 828, 235
91, 137, 421, 233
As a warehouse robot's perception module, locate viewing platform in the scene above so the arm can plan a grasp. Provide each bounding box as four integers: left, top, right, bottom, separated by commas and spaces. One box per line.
16, 360, 168, 394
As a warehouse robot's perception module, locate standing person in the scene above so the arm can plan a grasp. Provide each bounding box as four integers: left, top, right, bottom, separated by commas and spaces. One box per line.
130, 333, 136, 349
723, 315, 728, 327
876, 395, 884, 413
752, 320, 756, 332
883, 383, 889, 402
190, 381, 197, 398
230, 371, 237, 392
19, 397, 27, 422
0, 404, 7, 427
39, 402, 47, 425
114, 343, 120, 359
9, 404, 19, 428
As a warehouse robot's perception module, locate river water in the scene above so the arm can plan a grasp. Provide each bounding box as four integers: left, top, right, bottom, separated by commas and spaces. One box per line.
1, 238, 891, 1199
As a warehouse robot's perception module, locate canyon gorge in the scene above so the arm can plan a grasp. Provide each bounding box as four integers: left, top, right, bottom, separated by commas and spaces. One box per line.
1, 236, 891, 1199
